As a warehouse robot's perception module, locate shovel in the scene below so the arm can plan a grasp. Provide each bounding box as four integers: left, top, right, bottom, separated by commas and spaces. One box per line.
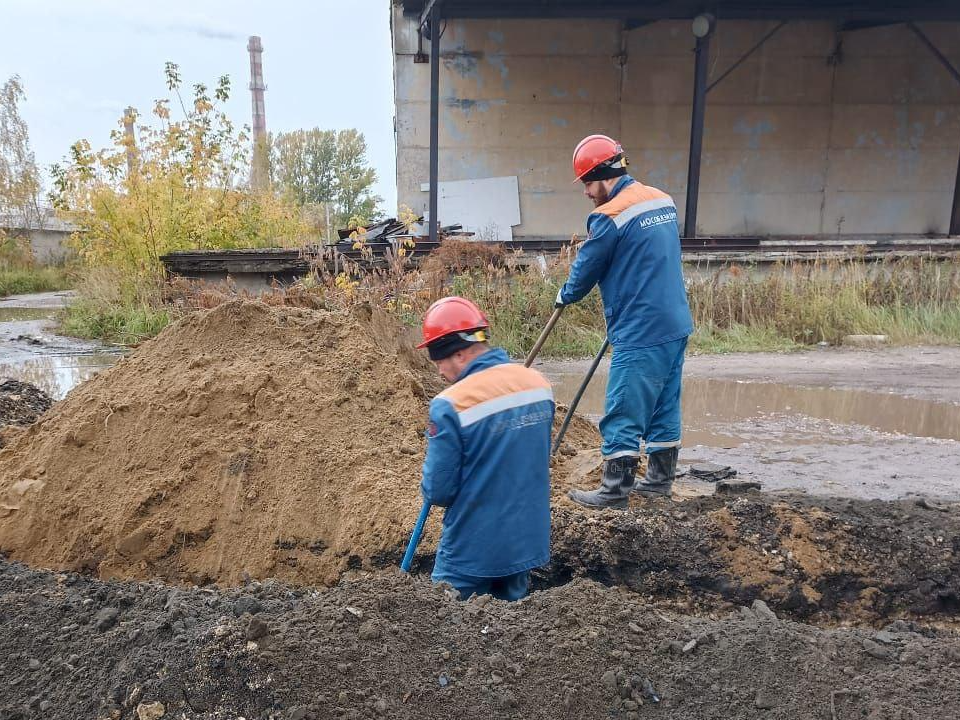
551, 337, 609, 454
524, 306, 565, 367
400, 502, 431, 572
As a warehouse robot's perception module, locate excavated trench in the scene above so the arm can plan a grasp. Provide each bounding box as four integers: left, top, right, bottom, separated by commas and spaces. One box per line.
544, 494, 960, 625
373, 491, 960, 627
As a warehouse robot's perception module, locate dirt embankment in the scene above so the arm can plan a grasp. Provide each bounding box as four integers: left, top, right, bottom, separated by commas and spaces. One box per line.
2, 558, 959, 720
0, 302, 448, 585
546, 493, 960, 626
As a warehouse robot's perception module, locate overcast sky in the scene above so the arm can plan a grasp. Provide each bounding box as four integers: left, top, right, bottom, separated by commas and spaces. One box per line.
2, 0, 398, 210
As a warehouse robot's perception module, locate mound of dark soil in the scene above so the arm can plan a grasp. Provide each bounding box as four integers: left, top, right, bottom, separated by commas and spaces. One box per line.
2, 557, 958, 720
546, 492, 960, 625
0, 379, 51, 428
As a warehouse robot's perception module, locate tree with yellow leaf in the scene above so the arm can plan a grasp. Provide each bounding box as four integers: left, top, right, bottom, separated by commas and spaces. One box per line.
51, 62, 310, 285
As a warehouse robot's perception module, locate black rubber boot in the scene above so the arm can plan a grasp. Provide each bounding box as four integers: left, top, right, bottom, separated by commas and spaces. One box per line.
633, 447, 679, 498
568, 456, 638, 509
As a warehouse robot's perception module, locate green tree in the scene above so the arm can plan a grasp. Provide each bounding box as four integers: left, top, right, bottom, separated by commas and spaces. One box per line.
0, 76, 42, 231
270, 128, 381, 240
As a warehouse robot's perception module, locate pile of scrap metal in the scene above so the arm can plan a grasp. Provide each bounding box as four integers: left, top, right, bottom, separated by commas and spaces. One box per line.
319, 216, 470, 269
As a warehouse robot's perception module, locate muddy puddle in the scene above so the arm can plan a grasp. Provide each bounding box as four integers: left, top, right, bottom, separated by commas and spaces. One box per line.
546, 366, 960, 501
0, 291, 121, 399
549, 373, 960, 444
0, 307, 52, 323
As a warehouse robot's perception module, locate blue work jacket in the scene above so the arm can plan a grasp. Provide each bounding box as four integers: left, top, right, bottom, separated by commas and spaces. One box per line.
421, 347, 554, 577
558, 174, 693, 349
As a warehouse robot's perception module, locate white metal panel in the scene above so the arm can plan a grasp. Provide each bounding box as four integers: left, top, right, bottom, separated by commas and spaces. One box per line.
419, 175, 522, 242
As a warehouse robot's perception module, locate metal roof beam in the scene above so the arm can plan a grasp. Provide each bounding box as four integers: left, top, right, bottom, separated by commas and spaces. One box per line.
837, 19, 902, 31
624, 19, 656, 31
908, 22, 960, 87
402, 2, 960, 22
707, 20, 787, 93
418, 0, 444, 28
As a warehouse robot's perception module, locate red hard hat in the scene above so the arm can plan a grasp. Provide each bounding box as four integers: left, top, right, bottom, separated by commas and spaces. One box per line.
417, 296, 490, 349
572, 134, 623, 182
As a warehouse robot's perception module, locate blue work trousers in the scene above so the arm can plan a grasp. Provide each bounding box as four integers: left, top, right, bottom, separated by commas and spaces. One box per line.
432, 565, 530, 602
599, 337, 687, 459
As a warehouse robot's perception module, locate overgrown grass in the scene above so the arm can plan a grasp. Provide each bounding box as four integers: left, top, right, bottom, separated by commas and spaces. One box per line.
0, 265, 73, 297
59, 299, 172, 345
689, 324, 804, 354
61, 243, 960, 355
685, 255, 960, 351
447, 257, 606, 358
0, 234, 75, 296
57, 268, 174, 345
446, 253, 960, 356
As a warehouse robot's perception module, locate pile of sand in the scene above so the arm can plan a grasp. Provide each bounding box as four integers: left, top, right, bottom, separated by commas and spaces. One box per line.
0, 302, 453, 585
0, 301, 601, 586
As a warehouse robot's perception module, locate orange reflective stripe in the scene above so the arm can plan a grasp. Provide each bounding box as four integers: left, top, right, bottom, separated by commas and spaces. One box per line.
438, 363, 552, 413
596, 182, 670, 220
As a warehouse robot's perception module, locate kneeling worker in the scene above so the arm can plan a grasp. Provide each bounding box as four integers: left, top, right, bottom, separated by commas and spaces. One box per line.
417, 296, 554, 601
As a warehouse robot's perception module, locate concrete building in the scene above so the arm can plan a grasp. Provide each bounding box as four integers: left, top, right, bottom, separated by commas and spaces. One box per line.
0, 210, 76, 264
392, 1, 960, 242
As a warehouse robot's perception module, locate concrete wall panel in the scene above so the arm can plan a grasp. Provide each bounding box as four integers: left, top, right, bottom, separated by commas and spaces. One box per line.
516, 192, 592, 237
837, 25, 921, 57
444, 18, 620, 57
830, 105, 960, 149
761, 21, 836, 57
398, 54, 621, 104
833, 57, 914, 104
699, 192, 826, 235
626, 21, 691, 58
629, 149, 690, 199
620, 103, 691, 150
391, 5, 420, 55
620, 56, 693, 104
703, 106, 832, 150
826, 148, 957, 192
397, 100, 621, 151
823, 191, 952, 235
701, 149, 828, 194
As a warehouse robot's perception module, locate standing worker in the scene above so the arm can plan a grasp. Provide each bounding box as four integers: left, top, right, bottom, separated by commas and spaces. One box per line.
558, 134, 693, 509
417, 296, 555, 601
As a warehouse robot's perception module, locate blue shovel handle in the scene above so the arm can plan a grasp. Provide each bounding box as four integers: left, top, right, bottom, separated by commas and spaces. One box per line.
400, 502, 431, 572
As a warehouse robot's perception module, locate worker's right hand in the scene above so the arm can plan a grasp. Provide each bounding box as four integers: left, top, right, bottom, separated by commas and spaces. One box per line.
554, 288, 566, 309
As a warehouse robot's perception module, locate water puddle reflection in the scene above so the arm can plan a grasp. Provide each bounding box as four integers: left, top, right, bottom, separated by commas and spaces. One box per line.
546, 371, 960, 446
1, 296, 122, 399
0, 354, 120, 400
0, 307, 53, 323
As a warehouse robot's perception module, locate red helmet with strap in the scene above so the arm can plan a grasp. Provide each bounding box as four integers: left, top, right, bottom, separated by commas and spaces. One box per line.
572, 134, 627, 182
417, 296, 490, 349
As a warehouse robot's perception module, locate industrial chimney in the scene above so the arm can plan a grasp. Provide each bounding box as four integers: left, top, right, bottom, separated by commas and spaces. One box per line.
247, 35, 268, 191
122, 106, 138, 177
